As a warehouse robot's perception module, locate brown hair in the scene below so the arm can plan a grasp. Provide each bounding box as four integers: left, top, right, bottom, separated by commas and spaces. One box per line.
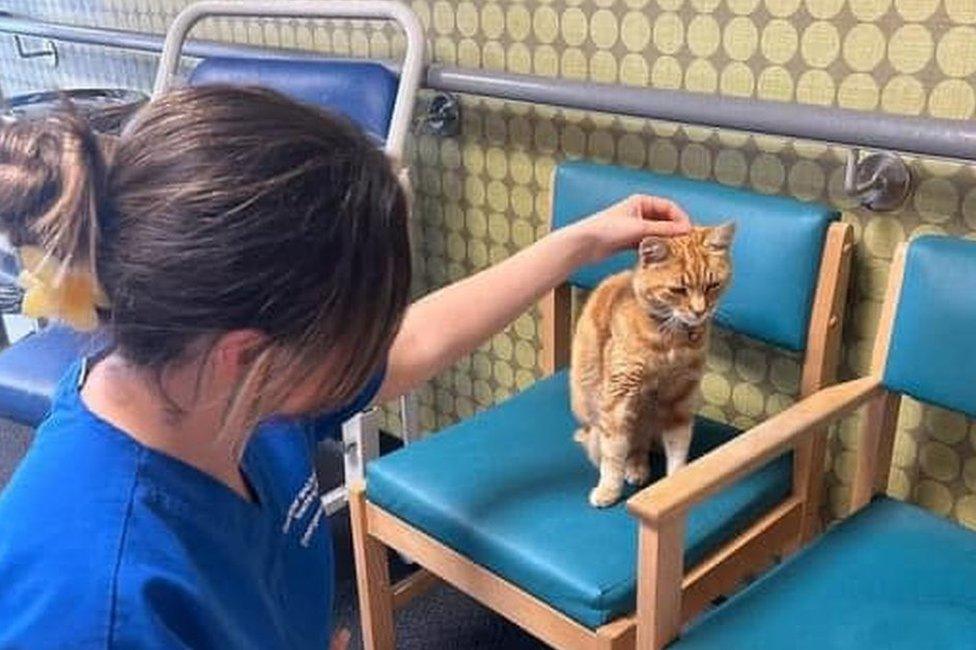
0, 86, 411, 432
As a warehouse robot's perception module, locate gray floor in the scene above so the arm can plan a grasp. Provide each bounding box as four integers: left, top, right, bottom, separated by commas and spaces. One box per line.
0, 419, 33, 491
1, 423, 549, 649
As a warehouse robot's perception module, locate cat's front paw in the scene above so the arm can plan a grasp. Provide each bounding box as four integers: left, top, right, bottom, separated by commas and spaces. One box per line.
589, 485, 621, 508
624, 462, 651, 486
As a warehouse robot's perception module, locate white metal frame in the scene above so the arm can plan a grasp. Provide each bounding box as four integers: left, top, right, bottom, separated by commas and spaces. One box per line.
152, 0, 425, 158
151, 0, 426, 515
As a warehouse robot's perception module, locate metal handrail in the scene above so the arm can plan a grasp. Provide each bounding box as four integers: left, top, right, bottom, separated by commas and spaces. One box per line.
1, 11, 975, 163
426, 67, 976, 164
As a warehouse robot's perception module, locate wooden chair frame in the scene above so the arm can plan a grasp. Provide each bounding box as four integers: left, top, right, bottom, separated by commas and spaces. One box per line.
351, 206, 855, 649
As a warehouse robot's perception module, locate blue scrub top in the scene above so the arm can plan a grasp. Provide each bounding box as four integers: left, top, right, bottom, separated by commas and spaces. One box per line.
0, 358, 383, 649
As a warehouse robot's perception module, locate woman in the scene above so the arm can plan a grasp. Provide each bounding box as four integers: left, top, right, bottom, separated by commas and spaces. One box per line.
0, 85, 689, 648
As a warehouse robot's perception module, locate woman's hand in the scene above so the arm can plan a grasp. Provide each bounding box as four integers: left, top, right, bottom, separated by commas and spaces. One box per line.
566, 194, 692, 264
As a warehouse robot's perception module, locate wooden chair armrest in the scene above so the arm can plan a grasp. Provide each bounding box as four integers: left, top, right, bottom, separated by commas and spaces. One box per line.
628, 377, 882, 524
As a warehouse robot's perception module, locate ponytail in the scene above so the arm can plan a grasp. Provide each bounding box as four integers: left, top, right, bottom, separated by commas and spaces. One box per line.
0, 111, 111, 330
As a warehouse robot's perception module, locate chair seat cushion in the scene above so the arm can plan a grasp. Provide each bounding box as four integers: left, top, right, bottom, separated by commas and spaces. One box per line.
0, 327, 98, 427
676, 497, 976, 649
367, 371, 792, 628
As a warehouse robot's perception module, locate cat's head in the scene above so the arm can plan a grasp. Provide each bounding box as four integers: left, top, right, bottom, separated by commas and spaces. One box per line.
631, 222, 735, 329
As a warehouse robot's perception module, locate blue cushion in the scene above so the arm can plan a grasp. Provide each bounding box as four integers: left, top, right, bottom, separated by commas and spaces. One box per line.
676, 497, 976, 649
367, 371, 792, 628
552, 161, 838, 351
0, 327, 99, 427
883, 236, 976, 418
189, 57, 398, 142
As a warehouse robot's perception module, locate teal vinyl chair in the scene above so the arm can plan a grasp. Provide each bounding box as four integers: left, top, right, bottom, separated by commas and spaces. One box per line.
651, 234, 976, 649
351, 161, 856, 650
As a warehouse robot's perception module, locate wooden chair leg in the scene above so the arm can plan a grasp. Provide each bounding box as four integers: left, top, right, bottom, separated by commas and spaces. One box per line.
635, 516, 685, 650
349, 485, 396, 650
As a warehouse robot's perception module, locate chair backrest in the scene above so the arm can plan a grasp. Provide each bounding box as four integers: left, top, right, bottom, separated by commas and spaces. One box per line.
882, 236, 976, 418
552, 161, 839, 352
189, 57, 399, 144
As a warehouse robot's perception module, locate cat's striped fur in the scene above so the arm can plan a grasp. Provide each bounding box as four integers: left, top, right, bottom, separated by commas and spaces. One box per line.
570, 224, 735, 507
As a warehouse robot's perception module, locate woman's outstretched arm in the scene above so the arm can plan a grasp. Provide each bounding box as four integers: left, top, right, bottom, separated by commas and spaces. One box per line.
376, 195, 691, 402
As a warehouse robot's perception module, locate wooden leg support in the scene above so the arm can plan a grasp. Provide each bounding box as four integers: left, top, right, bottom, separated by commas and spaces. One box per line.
392, 569, 439, 610
851, 391, 901, 512
635, 516, 685, 650
349, 485, 395, 650
793, 430, 829, 545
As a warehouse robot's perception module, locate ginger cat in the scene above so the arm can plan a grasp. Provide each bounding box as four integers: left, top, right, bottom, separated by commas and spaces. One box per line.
570, 223, 735, 507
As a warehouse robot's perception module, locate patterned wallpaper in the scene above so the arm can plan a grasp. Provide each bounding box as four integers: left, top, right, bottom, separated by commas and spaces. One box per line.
1, 0, 974, 530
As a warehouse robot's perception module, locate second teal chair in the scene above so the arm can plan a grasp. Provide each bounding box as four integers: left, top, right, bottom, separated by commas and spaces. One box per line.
660, 234, 976, 649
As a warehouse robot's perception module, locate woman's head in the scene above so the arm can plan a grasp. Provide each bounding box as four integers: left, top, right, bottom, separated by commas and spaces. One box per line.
0, 85, 411, 431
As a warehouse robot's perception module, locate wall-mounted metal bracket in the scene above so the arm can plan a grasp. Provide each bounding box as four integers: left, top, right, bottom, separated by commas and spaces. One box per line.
13, 34, 58, 67
415, 91, 460, 137
0, 280, 23, 314
844, 148, 913, 212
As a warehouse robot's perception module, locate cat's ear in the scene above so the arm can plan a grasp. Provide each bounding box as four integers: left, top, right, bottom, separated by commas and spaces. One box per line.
705, 222, 736, 251
639, 237, 670, 266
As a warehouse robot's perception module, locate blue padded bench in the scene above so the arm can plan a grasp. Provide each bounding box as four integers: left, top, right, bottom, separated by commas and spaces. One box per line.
673, 236, 976, 649
0, 327, 103, 426
366, 160, 843, 630
0, 57, 400, 429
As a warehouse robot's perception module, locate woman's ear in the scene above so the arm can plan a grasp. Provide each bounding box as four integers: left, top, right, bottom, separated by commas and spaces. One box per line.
211, 329, 269, 377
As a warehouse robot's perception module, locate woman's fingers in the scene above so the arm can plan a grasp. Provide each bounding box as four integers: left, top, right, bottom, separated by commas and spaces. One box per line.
644, 219, 693, 236
628, 195, 691, 230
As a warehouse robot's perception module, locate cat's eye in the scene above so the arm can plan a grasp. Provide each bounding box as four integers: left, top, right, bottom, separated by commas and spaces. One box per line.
706, 282, 721, 292
669, 286, 687, 295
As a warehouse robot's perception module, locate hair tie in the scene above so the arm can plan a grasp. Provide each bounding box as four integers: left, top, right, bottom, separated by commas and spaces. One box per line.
18, 246, 108, 331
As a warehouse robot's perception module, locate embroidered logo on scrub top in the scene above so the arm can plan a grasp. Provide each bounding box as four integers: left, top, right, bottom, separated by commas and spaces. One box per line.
282, 472, 326, 548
